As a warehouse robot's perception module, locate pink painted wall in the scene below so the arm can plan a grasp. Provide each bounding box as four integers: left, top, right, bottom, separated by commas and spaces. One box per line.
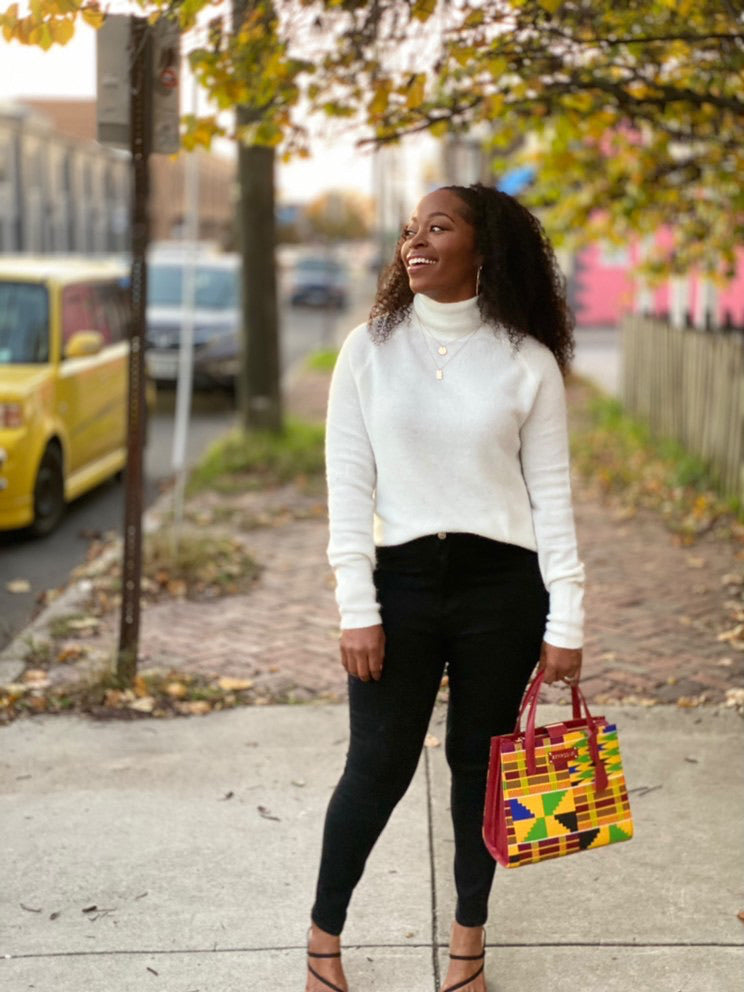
571, 239, 744, 328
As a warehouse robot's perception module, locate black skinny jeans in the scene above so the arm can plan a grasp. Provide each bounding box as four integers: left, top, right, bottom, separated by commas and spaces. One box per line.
311, 532, 549, 936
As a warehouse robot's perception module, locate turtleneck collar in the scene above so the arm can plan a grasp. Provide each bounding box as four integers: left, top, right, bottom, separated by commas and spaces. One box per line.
412, 293, 482, 341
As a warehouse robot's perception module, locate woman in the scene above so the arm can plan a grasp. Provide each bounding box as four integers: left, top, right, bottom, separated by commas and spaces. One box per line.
306, 183, 584, 992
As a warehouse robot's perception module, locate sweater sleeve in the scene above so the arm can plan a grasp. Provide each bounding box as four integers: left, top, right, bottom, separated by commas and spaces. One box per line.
519, 350, 585, 649
325, 330, 381, 629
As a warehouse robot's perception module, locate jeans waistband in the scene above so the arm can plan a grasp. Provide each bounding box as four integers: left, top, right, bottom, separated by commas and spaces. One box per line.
375, 532, 536, 563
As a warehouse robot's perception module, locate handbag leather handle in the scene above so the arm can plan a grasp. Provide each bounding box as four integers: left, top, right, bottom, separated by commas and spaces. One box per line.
520, 671, 609, 792
514, 670, 582, 734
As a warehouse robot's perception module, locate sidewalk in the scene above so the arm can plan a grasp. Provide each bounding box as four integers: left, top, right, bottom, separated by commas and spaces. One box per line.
1, 703, 742, 991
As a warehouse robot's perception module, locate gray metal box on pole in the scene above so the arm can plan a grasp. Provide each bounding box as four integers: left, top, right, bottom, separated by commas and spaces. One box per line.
96, 14, 132, 149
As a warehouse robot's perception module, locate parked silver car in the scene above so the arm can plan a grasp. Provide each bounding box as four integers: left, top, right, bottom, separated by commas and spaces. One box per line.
146, 245, 241, 389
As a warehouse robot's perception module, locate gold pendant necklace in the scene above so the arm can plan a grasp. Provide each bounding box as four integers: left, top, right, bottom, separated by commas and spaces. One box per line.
417, 316, 479, 381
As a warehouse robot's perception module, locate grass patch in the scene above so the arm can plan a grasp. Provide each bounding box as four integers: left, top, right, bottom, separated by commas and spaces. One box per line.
143, 530, 261, 599
188, 417, 325, 494
305, 349, 339, 373
569, 380, 742, 542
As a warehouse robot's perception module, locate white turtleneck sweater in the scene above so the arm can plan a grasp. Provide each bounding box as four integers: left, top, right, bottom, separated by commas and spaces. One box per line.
325, 293, 585, 649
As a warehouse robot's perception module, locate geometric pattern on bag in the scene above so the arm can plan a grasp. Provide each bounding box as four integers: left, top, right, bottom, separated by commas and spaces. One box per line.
500, 725, 633, 867
482, 672, 634, 869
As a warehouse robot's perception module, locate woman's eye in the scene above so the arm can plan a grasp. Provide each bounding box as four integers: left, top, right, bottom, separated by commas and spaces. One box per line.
402, 227, 415, 238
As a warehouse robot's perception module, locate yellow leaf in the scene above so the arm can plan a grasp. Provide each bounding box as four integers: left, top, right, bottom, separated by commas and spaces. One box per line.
51, 16, 74, 45
368, 81, 390, 117
217, 676, 253, 691
81, 7, 105, 29
411, 0, 436, 23
405, 74, 426, 110
538, 0, 563, 12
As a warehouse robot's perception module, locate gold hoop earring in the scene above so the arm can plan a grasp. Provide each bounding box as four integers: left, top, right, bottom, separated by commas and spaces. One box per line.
476, 265, 482, 296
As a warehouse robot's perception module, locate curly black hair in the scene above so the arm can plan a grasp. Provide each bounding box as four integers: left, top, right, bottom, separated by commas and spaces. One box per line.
368, 183, 575, 373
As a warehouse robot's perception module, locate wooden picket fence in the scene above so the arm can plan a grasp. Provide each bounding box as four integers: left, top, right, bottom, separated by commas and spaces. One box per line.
622, 316, 744, 503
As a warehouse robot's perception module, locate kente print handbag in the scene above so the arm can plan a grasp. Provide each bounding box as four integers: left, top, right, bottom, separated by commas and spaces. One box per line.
483, 671, 634, 868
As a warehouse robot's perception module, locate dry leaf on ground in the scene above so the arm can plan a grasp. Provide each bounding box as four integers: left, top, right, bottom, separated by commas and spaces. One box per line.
6, 579, 31, 594
217, 676, 253, 691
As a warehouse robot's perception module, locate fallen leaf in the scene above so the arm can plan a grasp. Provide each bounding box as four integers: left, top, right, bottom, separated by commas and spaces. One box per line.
424, 734, 440, 748
128, 697, 156, 714
217, 676, 253, 691
56, 644, 85, 663
717, 625, 744, 643
20, 904, 42, 913
167, 579, 188, 598
133, 675, 149, 698
6, 579, 31, 594
177, 700, 211, 715
257, 805, 280, 822
165, 681, 188, 699
49, 911, 60, 920
66, 617, 99, 633
686, 556, 705, 568
22, 670, 50, 688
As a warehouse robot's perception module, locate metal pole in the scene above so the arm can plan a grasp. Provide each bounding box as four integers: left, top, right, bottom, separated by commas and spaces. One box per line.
171, 76, 200, 535
117, 16, 151, 686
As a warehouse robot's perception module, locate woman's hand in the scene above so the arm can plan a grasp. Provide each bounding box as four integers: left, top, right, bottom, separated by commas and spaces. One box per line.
538, 640, 582, 686
340, 625, 386, 682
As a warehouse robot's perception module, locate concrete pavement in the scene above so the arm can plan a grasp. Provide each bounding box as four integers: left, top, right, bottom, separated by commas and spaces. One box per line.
1, 703, 743, 992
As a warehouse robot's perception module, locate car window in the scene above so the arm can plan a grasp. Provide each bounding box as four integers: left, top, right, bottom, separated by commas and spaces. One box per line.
0, 281, 50, 364
148, 264, 239, 310
93, 281, 130, 344
62, 283, 98, 345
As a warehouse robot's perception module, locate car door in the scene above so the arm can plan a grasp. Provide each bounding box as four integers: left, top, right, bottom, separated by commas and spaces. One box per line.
56, 279, 128, 474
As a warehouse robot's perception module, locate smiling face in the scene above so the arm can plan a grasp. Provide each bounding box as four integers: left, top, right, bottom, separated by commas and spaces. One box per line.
401, 189, 481, 303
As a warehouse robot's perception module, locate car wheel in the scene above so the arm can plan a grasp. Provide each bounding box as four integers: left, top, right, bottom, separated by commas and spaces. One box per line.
30, 444, 65, 537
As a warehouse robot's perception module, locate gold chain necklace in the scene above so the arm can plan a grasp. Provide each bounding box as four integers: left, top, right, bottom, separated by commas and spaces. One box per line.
415, 313, 480, 381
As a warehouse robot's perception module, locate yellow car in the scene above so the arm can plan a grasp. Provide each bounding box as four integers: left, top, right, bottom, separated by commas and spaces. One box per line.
0, 256, 149, 536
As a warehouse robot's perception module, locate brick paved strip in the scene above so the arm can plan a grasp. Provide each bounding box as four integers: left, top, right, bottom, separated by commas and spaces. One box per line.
91, 477, 739, 706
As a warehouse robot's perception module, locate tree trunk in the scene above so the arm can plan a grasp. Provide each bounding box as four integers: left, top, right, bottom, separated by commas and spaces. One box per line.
235, 124, 282, 433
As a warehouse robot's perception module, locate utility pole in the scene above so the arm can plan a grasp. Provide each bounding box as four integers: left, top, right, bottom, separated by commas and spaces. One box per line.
117, 16, 151, 685
232, 0, 283, 433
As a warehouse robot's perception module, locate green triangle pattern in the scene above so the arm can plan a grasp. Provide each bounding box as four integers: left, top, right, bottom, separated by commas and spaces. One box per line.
525, 817, 548, 842
542, 790, 568, 816
609, 823, 632, 843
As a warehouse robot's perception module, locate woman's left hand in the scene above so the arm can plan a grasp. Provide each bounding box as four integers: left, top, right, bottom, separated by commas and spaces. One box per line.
538, 640, 582, 686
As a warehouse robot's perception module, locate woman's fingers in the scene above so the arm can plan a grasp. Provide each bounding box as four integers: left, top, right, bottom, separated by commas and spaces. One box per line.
339, 625, 385, 682
539, 641, 582, 685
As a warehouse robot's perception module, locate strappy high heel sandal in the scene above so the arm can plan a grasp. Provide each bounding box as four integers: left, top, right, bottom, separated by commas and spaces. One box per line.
441, 928, 486, 992
307, 928, 347, 992
307, 948, 346, 992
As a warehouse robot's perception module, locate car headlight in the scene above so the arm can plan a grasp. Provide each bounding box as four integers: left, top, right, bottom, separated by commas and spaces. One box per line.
0, 403, 24, 428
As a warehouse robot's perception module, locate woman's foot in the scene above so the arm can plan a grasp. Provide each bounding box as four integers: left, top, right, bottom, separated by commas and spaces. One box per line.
306, 922, 348, 992
439, 922, 487, 992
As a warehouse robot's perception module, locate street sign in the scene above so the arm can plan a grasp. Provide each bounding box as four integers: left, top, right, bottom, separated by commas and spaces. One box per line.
151, 17, 181, 154
96, 14, 181, 155
96, 15, 131, 150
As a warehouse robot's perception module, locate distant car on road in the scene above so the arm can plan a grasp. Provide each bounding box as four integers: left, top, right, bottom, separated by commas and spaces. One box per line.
289, 255, 349, 309
146, 245, 241, 389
